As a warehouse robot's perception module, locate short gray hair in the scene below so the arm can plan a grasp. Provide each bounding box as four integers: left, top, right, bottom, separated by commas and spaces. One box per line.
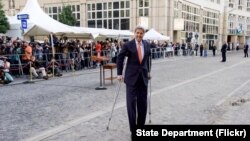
134, 25, 145, 33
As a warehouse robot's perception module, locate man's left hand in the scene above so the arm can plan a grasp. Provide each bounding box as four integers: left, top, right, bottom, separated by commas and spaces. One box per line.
148, 73, 152, 80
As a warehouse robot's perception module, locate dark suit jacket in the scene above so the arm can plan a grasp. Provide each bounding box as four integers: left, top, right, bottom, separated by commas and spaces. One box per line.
244, 45, 249, 51
117, 39, 151, 86
221, 44, 227, 52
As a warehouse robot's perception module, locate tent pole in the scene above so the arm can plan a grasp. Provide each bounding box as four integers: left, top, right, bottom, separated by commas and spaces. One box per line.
50, 33, 55, 78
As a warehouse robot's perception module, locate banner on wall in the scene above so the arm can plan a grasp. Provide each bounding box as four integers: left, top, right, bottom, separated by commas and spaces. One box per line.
174, 18, 184, 31
138, 17, 149, 29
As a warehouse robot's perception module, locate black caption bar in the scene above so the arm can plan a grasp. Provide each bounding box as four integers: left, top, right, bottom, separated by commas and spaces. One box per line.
134, 125, 250, 140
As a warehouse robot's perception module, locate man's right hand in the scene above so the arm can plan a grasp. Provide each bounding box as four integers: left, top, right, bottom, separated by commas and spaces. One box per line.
117, 75, 123, 82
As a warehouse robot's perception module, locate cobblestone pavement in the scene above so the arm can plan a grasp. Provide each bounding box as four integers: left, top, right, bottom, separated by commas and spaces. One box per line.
0, 51, 250, 141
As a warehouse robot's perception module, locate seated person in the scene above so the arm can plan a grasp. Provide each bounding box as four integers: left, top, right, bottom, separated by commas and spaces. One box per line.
47, 59, 63, 77
0, 56, 14, 84
29, 56, 48, 80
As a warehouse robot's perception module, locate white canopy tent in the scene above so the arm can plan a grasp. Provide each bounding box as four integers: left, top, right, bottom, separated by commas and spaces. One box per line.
72, 27, 133, 40
143, 28, 170, 41
18, 0, 80, 36
7, 0, 133, 39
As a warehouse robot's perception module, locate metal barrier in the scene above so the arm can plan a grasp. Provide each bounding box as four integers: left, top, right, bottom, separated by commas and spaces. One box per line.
1, 50, 111, 77
1, 48, 180, 79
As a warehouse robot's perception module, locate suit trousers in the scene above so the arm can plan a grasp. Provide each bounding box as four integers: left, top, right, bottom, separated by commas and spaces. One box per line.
222, 52, 226, 61
126, 73, 148, 135
244, 50, 248, 57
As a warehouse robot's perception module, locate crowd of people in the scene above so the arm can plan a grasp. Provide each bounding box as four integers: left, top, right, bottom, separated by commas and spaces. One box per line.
0, 35, 125, 84
0, 35, 248, 85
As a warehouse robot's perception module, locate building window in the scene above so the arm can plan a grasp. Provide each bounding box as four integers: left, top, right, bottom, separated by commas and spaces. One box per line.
103, 11, 107, 18
58, 7, 62, 13
238, 0, 243, 5
104, 20, 107, 28
174, 0, 178, 9
72, 5, 75, 11
174, 0, 179, 18
88, 20, 95, 28
121, 10, 124, 17
97, 3, 102, 10
121, 1, 125, 8
92, 4, 95, 10
45, 4, 81, 26
53, 15, 57, 20
108, 2, 112, 9
113, 2, 119, 9
44, 7, 48, 13
113, 10, 119, 17
138, 0, 149, 17
88, 13, 91, 19
103, 3, 107, 10
246, 17, 250, 35
126, 1, 130, 8
139, 9, 143, 16
126, 10, 130, 17
77, 5, 80, 11
202, 10, 219, 35
109, 19, 112, 29
181, 4, 200, 32
113, 19, 119, 29
247, 0, 250, 7
97, 20, 102, 28
108, 11, 112, 18
228, 14, 236, 34
87, 1, 130, 30
52, 7, 57, 13
87, 4, 91, 11
121, 19, 129, 30
97, 12, 102, 18
77, 13, 80, 19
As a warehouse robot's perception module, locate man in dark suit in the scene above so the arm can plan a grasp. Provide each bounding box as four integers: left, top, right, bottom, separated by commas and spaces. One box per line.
117, 26, 151, 140
221, 41, 227, 62
244, 43, 249, 57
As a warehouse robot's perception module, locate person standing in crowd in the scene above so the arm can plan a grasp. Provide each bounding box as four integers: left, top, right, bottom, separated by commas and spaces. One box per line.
181, 42, 186, 56
95, 41, 102, 57
221, 41, 227, 62
200, 43, 204, 57
111, 42, 117, 63
194, 43, 199, 56
204, 43, 208, 57
117, 25, 151, 140
243, 43, 249, 58
95, 41, 102, 67
22, 41, 32, 63
236, 42, 239, 51
212, 42, 216, 56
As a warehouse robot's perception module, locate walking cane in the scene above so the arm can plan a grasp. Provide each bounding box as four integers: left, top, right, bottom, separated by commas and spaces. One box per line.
106, 80, 122, 130
107, 56, 128, 130
148, 56, 152, 123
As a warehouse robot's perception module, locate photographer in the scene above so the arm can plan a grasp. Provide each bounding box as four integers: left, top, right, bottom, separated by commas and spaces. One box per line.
29, 56, 49, 80
47, 59, 63, 77
0, 56, 14, 84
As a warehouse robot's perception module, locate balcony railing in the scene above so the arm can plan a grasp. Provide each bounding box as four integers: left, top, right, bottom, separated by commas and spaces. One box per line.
227, 29, 245, 35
